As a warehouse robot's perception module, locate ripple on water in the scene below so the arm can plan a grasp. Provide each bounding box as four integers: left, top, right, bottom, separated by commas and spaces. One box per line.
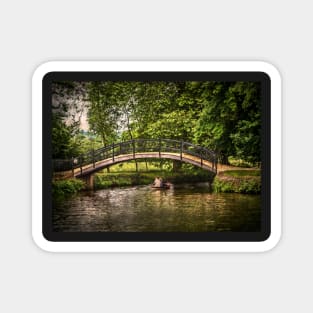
53, 185, 261, 232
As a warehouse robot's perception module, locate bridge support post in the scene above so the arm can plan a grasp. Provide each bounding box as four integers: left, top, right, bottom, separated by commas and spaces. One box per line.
80, 156, 82, 176
112, 143, 114, 162
180, 141, 183, 160
83, 174, 94, 191
71, 157, 74, 177
159, 138, 161, 158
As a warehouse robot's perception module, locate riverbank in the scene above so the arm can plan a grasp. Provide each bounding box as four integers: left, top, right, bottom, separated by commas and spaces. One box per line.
52, 178, 85, 199
213, 170, 261, 194
52, 164, 261, 199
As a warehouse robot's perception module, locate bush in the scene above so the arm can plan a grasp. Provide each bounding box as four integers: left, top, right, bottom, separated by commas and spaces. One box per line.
237, 179, 261, 194
95, 174, 133, 188
212, 175, 261, 194
94, 167, 216, 190
52, 179, 85, 199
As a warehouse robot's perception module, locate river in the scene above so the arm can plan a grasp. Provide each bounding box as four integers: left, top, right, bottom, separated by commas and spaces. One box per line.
53, 183, 261, 232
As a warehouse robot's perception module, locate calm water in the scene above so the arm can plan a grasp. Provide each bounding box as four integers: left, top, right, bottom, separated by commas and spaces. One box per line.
53, 184, 261, 232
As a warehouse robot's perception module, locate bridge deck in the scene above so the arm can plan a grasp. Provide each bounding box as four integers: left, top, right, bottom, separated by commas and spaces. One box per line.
74, 152, 215, 177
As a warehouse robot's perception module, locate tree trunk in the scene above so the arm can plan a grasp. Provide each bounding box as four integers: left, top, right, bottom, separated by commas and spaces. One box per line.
101, 133, 106, 147
172, 160, 182, 172
220, 154, 229, 165
126, 113, 139, 172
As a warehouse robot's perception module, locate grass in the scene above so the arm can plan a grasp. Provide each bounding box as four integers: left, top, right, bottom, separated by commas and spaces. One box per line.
228, 156, 258, 168
94, 160, 215, 189
213, 169, 261, 194
107, 159, 172, 173
220, 169, 261, 177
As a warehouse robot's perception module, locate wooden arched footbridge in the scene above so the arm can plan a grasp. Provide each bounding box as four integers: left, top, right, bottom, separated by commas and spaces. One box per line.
53, 139, 218, 188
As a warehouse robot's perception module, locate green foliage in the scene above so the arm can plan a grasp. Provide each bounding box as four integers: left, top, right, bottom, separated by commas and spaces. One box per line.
95, 174, 133, 188
52, 179, 85, 199
212, 172, 261, 194
108, 160, 161, 172
144, 110, 196, 141
87, 81, 121, 145
228, 157, 257, 168
222, 170, 261, 177
52, 80, 262, 165
94, 161, 215, 189
68, 132, 103, 156
52, 116, 103, 158
213, 179, 234, 193
52, 115, 73, 158
237, 179, 260, 194
194, 82, 261, 164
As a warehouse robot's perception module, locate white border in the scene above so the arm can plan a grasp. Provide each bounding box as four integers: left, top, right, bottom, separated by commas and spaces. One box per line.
32, 61, 281, 252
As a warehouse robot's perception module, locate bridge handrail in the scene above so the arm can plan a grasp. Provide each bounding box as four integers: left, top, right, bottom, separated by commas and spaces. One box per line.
52, 138, 218, 173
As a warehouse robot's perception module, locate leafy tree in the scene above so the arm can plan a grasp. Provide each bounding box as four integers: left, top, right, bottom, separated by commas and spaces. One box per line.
52, 80, 261, 167
52, 114, 72, 159
229, 82, 261, 164
87, 82, 120, 146
194, 81, 261, 164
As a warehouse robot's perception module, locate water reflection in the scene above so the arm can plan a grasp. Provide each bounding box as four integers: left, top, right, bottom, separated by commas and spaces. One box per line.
53, 184, 261, 232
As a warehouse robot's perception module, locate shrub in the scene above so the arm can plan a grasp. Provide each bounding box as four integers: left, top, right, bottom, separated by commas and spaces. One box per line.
52, 179, 85, 199
212, 175, 261, 194
94, 167, 216, 190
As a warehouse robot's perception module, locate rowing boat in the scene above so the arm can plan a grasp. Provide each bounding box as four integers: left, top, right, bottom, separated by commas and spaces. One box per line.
151, 183, 171, 189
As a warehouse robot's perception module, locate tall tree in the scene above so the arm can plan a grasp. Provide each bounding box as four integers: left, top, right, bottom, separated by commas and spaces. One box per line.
194, 81, 261, 164
51, 114, 72, 159
229, 82, 261, 164
87, 82, 120, 146
52, 80, 261, 166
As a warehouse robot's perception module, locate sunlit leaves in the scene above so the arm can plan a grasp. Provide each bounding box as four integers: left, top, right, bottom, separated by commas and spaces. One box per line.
87, 82, 121, 145
52, 80, 261, 164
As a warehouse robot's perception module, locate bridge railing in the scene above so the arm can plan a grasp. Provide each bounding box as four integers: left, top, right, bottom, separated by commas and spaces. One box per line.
52, 139, 218, 173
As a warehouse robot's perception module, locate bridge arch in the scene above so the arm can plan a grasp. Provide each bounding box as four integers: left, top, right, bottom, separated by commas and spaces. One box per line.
53, 139, 218, 178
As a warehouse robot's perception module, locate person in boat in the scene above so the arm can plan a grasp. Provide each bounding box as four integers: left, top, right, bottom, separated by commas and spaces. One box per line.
153, 177, 163, 187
